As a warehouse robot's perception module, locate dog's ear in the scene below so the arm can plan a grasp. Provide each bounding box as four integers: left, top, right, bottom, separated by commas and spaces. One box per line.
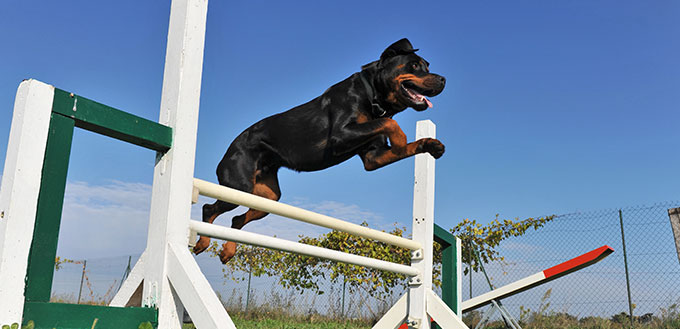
380, 38, 419, 61
361, 60, 379, 71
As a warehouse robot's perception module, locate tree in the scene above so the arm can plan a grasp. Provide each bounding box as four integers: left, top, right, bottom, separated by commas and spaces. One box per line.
453, 214, 555, 273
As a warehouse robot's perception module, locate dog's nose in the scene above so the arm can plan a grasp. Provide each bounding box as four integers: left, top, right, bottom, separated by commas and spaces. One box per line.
439, 76, 446, 85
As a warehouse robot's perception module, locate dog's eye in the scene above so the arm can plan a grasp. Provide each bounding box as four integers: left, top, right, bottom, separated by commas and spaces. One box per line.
411, 63, 419, 70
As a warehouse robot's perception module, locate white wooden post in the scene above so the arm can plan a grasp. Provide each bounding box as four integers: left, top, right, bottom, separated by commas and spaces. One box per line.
137, 0, 234, 328
0, 80, 54, 324
456, 237, 463, 317
407, 120, 437, 329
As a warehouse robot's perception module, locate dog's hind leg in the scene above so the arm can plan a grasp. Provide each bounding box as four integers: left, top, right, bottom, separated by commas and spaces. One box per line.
193, 200, 239, 254
194, 150, 259, 255
219, 171, 281, 263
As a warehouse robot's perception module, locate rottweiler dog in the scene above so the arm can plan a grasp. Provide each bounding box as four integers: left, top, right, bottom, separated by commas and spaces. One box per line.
194, 38, 446, 263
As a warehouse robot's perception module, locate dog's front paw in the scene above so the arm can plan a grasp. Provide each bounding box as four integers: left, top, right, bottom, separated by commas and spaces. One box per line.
420, 138, 445, 159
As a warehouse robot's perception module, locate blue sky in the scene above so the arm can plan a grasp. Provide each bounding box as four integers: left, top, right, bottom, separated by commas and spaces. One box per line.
1, 1, 678, 258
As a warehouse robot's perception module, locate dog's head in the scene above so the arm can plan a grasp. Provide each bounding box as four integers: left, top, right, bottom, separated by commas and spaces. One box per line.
365, 39, 446, 112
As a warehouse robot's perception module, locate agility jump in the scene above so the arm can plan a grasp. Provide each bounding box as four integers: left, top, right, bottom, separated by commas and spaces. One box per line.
0, 81, 466, 329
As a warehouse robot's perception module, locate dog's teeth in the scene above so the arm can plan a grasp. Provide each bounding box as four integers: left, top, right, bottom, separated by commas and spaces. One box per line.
404, 84, 432, 107
415, 94, 432, 107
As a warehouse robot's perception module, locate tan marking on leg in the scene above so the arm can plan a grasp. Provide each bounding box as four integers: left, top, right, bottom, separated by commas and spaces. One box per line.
363, 139, 427, 171
220, 176, 281, 263
380, 119, 408, 153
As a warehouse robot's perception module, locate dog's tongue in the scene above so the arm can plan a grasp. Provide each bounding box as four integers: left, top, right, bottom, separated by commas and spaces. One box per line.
408, 87, 433, 108
416, 94, 433, 108
423, 96, 433, 108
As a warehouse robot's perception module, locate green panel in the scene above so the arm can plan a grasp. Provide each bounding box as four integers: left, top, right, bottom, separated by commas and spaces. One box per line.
23, 302, 157, 329
432, 223, 458, 328
51, 88, 172, 152
441, 245, 458, 312
433, 223, 454, 247
25, 113, 75, 302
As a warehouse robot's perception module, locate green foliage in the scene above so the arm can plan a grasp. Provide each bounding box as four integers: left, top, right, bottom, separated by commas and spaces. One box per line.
296, 223, 446, 299
54, 256, 81, 271
209, 223, 419, 300
208, 243, 285, 283
452, 214, 555, 273
1, 322, 31, 329
137, 322, 154, 329
289, 223, 412, 298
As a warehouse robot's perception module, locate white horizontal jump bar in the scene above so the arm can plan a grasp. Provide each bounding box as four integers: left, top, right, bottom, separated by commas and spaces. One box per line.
189, 220, 420, 277
193, 178, 422, 251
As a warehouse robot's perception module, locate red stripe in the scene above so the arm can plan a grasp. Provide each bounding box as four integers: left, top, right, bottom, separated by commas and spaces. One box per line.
398, 317, 434, 329
543, 245, 614, 279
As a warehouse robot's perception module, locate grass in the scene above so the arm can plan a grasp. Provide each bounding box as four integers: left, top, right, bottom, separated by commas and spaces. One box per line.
182, 313, 372, 329
467, 312, 680, 329
217, 316, 369, 329
181, 311, 680, 329
50, 288, 680, 329
463, 290, 680, 329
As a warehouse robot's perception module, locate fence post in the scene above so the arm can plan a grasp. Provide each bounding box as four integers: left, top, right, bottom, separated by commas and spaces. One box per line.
117, 255, 133, 293
245, 264, 252, 313
618, 209, 634, 328
468, 239, 473, 300
341, 275, 346, 318
77, 260, 87, 304
668, 208, 680, 265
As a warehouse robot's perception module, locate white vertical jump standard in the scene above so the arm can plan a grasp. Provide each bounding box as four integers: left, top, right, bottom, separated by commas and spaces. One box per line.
409, 121, 437, 328
110, 0, 236, 328
372, 121, 468, 329
0, 80, 55, 323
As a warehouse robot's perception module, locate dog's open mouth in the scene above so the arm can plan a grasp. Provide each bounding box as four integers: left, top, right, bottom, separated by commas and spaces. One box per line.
401, 82, 433, 108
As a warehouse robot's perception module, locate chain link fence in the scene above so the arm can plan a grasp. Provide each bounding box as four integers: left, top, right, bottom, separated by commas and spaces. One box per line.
51, 202, 680, 324
470, 201, 680, 324
51, 252, 404, 321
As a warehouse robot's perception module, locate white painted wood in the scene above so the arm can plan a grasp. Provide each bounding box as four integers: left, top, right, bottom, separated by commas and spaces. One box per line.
461, 272, 545, 312
143, 0, 208, 327
0, 80, 54, 324
190, 220, 420, 276
193, 178, 422, 251
110, 251, 147, 307
455, 237, 462, 317
426, 290, 468, 329
408, 120, 437, 329
372, 293, 408, 329
167, 243, 236, 329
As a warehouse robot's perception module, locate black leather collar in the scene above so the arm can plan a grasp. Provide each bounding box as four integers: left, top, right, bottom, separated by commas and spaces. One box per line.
359, 70, 386, 117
